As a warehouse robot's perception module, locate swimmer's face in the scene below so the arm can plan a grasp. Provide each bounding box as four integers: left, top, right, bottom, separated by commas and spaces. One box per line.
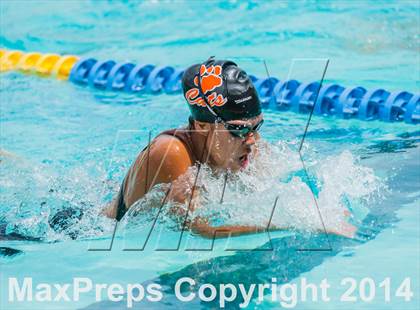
207, 114, 263, 172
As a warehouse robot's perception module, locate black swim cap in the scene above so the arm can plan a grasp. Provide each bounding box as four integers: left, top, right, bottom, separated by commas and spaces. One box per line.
182, 57, 261, 123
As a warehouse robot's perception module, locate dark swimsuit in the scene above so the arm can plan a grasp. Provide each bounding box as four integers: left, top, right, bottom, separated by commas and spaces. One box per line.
115, 121, 198, 221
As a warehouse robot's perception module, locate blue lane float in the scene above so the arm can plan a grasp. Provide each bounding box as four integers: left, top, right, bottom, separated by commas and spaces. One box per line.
69, 57, 419, 124
106, 62, 135, 91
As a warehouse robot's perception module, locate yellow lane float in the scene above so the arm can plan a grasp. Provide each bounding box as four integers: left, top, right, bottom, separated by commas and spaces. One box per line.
0, 50, 24, 72
17, 52, 43, 72
52, 55, 79, 79
35, 54, 61, 76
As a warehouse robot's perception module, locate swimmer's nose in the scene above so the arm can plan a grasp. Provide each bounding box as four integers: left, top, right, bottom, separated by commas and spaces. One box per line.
244, 132, 256, 145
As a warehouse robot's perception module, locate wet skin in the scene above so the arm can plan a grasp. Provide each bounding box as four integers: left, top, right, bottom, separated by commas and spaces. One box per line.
105, 114, 356, 239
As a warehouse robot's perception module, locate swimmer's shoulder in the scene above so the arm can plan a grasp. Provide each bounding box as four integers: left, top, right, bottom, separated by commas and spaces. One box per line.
121, 133, 194, 208
151, 134, 194, 168
130, 134, 194, 184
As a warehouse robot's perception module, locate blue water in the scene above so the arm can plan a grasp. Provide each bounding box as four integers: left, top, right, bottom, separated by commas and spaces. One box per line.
1, 1, 419, 309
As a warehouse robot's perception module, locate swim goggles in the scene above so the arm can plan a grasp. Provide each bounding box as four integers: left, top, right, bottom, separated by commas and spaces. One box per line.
223, 119, 264, 138
196, 56, 264, 139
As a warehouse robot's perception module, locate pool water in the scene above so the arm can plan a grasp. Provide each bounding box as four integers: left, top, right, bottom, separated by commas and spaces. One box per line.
0, 1, 419, 309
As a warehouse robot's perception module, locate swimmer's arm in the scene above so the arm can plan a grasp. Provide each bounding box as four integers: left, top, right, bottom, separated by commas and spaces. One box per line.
190, 221, 356, 239
188, 217, 282, 239
189, 215, 357, 239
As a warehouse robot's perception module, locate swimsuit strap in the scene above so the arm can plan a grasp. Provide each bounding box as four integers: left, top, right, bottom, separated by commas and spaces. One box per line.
115, 177, 127, 221
157, 118, 199, 164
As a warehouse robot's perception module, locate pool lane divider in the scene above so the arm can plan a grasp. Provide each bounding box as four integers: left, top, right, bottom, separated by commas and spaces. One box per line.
1, 49, 419, 124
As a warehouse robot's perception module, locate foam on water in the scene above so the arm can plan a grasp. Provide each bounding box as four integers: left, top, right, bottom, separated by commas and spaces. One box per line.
111, 140, 383, 240
1, 138, 383, 243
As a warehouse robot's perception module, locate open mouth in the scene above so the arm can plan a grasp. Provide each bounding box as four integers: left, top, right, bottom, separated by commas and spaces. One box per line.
238, 153, 249, 168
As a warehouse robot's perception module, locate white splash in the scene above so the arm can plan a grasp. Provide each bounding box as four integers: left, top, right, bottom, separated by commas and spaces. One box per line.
124, 141, 383, 237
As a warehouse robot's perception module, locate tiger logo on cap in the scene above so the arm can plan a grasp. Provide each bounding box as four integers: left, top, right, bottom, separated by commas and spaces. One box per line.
194, 65, 223, 93
186, 64, 227, 107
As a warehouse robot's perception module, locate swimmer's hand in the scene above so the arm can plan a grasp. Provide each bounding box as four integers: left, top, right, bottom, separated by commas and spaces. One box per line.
319, 207, 357, 239
324, 221, 357, 239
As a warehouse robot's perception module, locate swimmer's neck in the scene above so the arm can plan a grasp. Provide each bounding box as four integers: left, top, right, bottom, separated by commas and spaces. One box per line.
189, 129, 219, 170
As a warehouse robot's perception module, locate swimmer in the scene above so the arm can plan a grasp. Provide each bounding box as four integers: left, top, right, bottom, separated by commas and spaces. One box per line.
104, 57, 356, 239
